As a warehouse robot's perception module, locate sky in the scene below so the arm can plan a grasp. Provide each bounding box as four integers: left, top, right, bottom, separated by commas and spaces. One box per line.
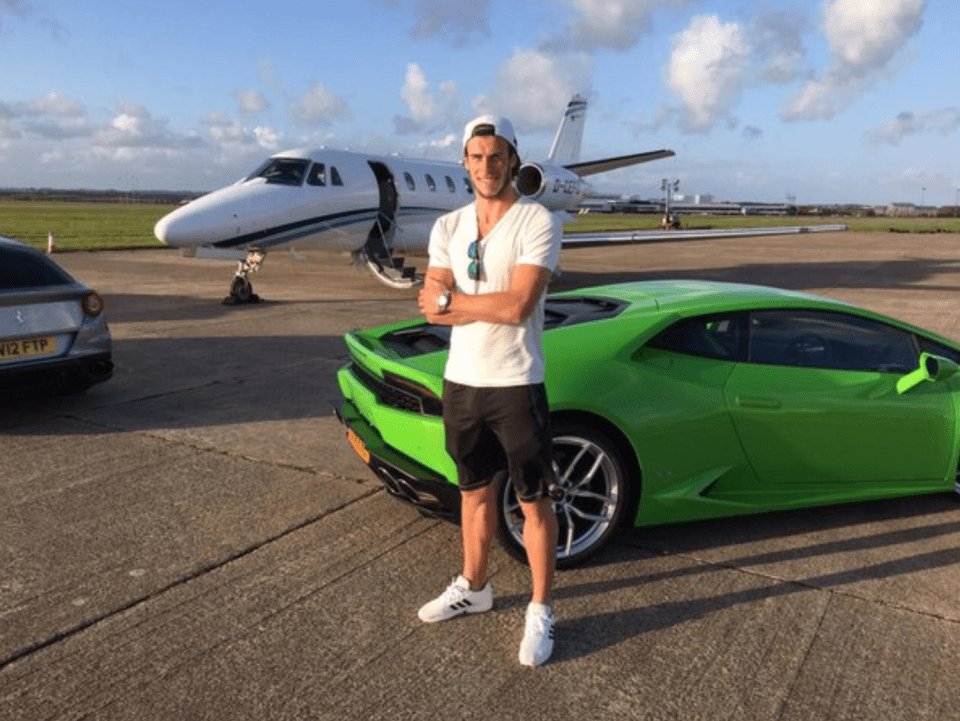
0, 0, 957, 207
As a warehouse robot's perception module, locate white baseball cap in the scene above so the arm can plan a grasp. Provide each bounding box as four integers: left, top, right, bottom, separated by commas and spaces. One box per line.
462, 115, 518, 154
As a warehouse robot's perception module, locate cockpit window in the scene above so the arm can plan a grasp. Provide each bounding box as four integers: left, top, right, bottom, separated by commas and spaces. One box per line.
248, 158, 310, 186
307, 163, 326, 186
331, 166, 343, 186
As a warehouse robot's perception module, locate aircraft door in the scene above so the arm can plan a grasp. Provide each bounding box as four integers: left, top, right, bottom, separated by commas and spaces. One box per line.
360, 161, 417, 288
368, 161, 398, 241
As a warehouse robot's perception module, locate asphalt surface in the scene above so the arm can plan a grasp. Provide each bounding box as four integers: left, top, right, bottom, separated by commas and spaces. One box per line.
4, 230, 960, 720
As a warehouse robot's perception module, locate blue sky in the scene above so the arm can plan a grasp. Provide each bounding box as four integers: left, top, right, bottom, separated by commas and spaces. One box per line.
0, 0, 957, 206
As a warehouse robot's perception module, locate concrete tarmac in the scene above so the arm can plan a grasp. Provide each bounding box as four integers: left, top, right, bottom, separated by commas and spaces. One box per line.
3, 230, 960, 720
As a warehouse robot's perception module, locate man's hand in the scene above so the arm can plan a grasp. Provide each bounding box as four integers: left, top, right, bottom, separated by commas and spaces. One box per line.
418, 275, 451, 316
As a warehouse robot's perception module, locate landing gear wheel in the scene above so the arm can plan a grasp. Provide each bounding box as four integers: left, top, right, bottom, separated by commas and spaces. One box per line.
495, 422, 631, 568
224, 275, 259, 305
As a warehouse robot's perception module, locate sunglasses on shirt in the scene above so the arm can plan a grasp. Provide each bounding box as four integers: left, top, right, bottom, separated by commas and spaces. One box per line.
468, 239, 482, 281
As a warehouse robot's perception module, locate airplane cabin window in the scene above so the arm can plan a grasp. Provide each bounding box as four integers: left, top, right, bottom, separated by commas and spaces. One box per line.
404, 172, 416, 191
253, 158, 310, 186
307, 163, 326, 186
331, 167, 344, 186
425, 174, 436, 192
445, 176, 456, 193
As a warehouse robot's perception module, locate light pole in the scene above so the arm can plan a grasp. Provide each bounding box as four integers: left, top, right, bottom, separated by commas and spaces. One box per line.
920, 186, 926, 215
661, 178, 680, 228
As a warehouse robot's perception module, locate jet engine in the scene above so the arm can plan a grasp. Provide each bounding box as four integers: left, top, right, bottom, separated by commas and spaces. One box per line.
516, 162, 590, 212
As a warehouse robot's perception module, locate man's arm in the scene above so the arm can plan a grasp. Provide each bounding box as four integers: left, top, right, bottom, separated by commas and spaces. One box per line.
418, 264, 551, 326
450, 264, 550, 324
418, 267, 464, 324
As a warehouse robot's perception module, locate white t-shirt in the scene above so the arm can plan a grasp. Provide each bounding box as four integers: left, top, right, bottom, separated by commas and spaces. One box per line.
427, 196, 562, 387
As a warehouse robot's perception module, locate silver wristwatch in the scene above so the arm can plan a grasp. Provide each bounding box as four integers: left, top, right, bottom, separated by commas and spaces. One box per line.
437, 291, 450, 311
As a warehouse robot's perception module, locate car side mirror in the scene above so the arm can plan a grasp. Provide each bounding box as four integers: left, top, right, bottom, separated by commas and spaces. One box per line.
896, 352, 959, 394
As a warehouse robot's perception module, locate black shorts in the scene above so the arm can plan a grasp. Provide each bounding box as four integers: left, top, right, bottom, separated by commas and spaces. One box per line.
442, 380, 554, 502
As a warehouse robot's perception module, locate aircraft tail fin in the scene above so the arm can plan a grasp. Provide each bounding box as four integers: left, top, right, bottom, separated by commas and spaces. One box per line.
547, 95, 588, 166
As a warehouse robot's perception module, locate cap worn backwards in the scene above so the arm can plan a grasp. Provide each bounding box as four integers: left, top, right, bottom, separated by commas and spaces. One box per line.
462, 115, 518, 154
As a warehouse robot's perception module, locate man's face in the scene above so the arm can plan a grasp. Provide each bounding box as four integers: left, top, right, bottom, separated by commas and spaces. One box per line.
464, 135, 516, 200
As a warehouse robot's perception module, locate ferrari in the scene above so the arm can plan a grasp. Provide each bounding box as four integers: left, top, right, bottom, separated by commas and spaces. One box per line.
336, 280, 960, 567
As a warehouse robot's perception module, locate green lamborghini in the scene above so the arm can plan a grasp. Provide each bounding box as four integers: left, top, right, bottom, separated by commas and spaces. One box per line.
336, 280, 960, 567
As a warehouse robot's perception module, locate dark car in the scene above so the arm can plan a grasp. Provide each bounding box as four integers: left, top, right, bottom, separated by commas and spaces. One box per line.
0, 236, 113, 395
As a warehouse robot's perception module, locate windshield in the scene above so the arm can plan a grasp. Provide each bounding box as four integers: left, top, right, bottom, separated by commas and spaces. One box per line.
246, 157, 310, 186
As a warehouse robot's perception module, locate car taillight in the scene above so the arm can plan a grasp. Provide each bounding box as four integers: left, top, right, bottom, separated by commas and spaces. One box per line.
82, 291, 105, 317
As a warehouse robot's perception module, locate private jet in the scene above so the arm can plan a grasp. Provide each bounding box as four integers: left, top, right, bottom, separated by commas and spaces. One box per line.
154, 95, 675, 302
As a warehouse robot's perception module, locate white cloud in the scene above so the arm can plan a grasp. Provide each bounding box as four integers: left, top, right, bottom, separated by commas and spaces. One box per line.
206, 115, 271, 150
409, 0, 491, 46
401, 64, 436, 123
252, 125, 280, 150
783, 0, 926, 120
94, 102, 194, 150
234, 89, 269, 115
394, 64, 461, 136
825, 0, 925, 71
553, 0, 692, 51
288, 84, 351, 127
24, 91, 84, 117
667, 15, 749, 131
475, 49, 593, 135
752, 7, 807, 84
867, 107, 960, 146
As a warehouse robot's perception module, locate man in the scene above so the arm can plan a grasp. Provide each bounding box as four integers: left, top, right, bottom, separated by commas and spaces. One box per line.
415, 114, 562, 667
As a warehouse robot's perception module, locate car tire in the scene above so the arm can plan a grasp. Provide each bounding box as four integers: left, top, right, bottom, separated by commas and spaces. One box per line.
495, 422, 632, 568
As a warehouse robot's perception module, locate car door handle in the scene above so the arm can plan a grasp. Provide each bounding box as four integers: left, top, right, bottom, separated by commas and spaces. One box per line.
735, 395, 782, 410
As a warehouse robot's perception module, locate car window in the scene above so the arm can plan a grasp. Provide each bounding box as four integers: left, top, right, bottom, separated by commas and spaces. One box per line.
749, 309, 917, 372
647, 312, 747, 361
917, 336, 960, 365
0, 247, 74, 288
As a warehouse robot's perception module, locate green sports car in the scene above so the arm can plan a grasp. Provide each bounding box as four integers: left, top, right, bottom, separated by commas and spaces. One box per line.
336, 280, 960, 567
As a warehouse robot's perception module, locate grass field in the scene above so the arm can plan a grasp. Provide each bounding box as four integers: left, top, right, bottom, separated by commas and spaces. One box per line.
1, 199, 959, 253
0, 200, 171, 252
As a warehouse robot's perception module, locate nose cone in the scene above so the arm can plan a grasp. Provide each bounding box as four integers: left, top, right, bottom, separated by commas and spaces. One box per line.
154, 203, 208, 247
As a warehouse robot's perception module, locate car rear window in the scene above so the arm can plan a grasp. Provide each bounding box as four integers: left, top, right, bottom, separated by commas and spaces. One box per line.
0, 246, 75, 288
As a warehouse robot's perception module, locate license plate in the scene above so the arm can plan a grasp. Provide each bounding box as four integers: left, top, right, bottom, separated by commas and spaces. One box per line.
0, 336, 57, 361
346, 428, 371, 464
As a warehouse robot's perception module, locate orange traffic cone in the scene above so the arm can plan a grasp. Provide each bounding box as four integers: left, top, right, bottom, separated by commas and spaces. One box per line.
47, 232, 57, 254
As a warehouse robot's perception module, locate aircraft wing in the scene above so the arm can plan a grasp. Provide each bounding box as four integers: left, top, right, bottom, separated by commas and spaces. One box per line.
561, 224, 848, 247
565, 149, 676, 177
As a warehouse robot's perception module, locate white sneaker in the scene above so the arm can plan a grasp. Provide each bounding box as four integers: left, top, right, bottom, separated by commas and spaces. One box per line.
518, 602, 555, 667
418, 575, 493, 623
